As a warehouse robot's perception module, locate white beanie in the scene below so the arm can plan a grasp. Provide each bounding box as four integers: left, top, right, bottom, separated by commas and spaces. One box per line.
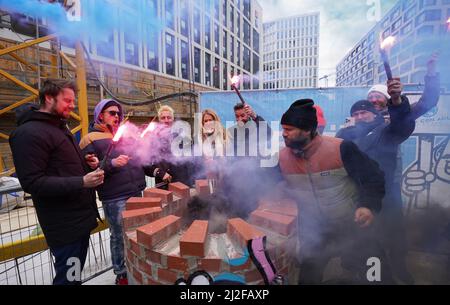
368, 84, 390, 99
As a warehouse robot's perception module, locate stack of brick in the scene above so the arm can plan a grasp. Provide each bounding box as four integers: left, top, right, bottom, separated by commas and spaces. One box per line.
122, 181, 299, 285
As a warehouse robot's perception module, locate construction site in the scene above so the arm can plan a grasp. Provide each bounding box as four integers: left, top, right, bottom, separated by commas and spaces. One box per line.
1, 0, 450, 287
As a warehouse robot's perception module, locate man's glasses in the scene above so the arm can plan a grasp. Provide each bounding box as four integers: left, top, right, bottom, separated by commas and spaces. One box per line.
105, 110, 121, 117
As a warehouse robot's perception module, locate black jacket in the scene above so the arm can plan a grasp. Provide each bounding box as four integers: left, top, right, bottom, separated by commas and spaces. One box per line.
9, 110, 100, 248
80, 123, 150, 201
336, 96, 415, 196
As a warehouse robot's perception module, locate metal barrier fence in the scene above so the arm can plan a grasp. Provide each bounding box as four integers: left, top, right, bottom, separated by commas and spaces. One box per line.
0, 181, 112, 285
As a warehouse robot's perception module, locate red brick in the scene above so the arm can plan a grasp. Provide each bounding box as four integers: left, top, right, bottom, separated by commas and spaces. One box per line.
126, 249, 137, 266
157, 268, 179, 284
249, 210, 296, 236
195, 179, 210, 197
180, 220, 209, 257
144, 249, 162, 265
258, 198, 298, 217
136, 215, 181, 248
167, 255, 190, 272
126, 197, 162, 210
126, 231, 142, 257
197, 258, 222, 273
133, 267, 143, 284
144, 188, 173, 203
169, 182, 191, 200
227, 218, 265, 248
245, 268, 263, 283
138, 259, 153, 276
122, 207, 162, 230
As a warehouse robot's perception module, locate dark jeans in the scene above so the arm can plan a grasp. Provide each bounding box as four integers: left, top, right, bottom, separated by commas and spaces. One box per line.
102, 197, 129, 276
50, 235, 90, 285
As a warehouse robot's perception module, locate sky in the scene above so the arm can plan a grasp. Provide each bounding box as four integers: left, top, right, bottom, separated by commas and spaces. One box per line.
258, 0, 398, 86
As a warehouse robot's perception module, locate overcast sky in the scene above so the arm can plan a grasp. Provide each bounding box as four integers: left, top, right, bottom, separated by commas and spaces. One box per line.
258, 0, 398, 86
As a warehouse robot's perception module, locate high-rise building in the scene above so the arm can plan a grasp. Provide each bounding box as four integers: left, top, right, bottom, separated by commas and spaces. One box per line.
263, 13, 320, 89
336, 0, 450, 87
0, 0, 263, 91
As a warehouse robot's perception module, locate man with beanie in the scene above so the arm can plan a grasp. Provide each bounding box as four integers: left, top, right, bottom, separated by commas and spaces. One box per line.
367, 53, 440, 121
79, 99, 153, 285
277, 99, 392, 284
337, 81, 416, 284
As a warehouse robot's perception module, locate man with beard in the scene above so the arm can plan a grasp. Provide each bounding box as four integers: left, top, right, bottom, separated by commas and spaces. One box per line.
336, 80, 416, 284
9, 79, 104, 285
278, 99, 392, 284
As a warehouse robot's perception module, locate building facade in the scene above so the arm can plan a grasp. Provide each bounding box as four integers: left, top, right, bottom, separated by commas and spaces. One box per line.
0, 0, 263, 91
336, 0, 450, 87
263, 13, 320, 89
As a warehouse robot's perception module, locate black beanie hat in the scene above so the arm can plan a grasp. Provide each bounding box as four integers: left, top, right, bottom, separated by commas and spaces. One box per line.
350, 100, 379, 116
281, 99, 318, 131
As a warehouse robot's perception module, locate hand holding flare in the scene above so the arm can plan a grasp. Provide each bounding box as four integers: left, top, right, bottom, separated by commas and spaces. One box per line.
99, 123, 128, 170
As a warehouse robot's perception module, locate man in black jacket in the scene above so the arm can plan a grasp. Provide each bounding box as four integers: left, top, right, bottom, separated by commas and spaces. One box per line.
336, 78, 416, 284
9, 79, 104, 285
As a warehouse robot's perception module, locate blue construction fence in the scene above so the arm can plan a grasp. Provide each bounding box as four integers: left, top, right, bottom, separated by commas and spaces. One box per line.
199, 85, 450, 212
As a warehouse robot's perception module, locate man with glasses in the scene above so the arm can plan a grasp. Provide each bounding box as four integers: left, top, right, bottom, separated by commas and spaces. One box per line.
80, 99, 152, 285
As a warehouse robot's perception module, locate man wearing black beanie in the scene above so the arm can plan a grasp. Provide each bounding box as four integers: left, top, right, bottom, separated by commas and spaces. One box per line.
277, 98, 393, 284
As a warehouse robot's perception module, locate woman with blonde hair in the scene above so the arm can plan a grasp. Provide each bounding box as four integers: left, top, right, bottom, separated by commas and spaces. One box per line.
199, 109, 228, 158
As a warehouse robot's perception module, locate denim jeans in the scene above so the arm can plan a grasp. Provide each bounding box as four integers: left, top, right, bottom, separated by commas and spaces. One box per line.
102, 197, 128, 276
50, 235, 90, 285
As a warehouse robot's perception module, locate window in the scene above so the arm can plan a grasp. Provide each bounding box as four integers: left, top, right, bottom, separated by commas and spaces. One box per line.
194, 8, 201, 44
165, 33, 175, 76
123, 18, 139, 66
230, 37, 235, 63
253, 29, 259, 54
243, 20, 251, 46
180, 0, 189, 37
165, 0, 174, 30
214, 0, 220, 21
181, 40, 189, 80
404, 6, 416, 22
222, 0, 228, 27
147, 27, 159, 71
223, 30, 228, 59
223, 62, 228, 90
97, 30, 115, 59
230, 5, 235, 33
213, 58, 220, 89
194, 47, 201, 83
253, 53, 259, 75
205, 52, 211, 86
214, 23, 220, 55
243, 46, 250, 71
205, 16, 211, 50
236, 40, 241, 66
417, 25, 434, 36
243, 0, 251, 20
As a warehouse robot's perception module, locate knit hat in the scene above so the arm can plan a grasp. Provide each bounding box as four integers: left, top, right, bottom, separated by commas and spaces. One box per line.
94, 99, 124, 125
281, 99, 318, 131
368, 84, 390, 100
314, 105, 326, 128
350, 100, 379, 116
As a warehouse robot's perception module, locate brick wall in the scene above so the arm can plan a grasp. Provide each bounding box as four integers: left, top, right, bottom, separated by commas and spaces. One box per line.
123, 182, 299, 285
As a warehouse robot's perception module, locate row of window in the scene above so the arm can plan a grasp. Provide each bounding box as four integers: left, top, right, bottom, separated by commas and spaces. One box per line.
263, 78, 318, 89
264, 47, 319, 62
264, 68, 318, 80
